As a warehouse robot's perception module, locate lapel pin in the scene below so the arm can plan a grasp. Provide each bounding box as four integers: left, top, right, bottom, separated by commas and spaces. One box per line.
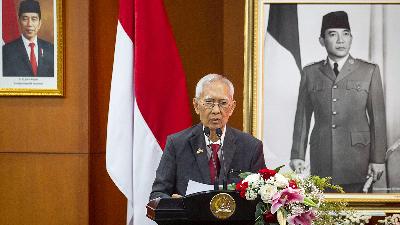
196, 148, 204, 154
41, 48, 44, 57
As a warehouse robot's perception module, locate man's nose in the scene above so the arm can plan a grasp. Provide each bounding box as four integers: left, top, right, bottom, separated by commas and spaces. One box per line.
211, 103, 221, 113
337, 34, 344, 43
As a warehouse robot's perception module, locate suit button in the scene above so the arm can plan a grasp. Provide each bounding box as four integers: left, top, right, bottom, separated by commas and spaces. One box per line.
333, 85, 338, 89
332, 124, 337, 129
333, 98, 337, 102
332, 111, 337, 115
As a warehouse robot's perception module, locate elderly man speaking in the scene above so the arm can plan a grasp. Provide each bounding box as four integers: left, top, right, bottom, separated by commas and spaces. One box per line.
150, 74, 265, 199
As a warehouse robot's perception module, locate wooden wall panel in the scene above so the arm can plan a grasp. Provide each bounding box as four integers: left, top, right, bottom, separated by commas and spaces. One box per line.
88, 0, 126, 222
0, 153, 88, 225
89, 0, 119, 154
164, 0, 224, 124
223, 0, 245, 130
89, 154, 126, 225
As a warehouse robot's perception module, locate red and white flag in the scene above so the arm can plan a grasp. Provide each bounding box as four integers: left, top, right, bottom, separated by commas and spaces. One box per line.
106, 0, 192, 224
2, 0, 20, 44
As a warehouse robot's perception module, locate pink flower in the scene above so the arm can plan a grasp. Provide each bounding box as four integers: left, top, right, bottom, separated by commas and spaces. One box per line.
258, 168, 277, 180
271, 187, 304, 214
288, 210, 316, 225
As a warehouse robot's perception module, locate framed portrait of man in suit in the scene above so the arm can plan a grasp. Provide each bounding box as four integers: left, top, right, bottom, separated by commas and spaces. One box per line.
0, 0, 64, 96
244, 0, 400, 211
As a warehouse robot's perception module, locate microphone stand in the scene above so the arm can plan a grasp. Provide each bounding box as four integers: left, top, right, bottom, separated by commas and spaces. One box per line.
215, 142, 227, 190
216, 128, 227, 190
213, 155, 219, 191
204, 127, 219, 191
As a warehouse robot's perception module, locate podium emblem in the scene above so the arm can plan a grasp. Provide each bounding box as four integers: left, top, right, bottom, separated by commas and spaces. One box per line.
209, 193, 236, 219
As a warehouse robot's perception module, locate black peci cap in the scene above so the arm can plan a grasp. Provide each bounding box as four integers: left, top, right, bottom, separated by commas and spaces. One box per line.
19, 0, 41, 19
320, 11, 350, 37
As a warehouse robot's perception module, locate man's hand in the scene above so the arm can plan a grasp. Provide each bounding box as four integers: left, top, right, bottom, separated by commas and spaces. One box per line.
368, 163, 385, 182
290, 159, 306, 174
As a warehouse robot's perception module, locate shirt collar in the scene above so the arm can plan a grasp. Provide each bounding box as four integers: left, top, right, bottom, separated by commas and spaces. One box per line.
21, 35, 38, 47
328, 54, 349, 72
203, 125, 226, 146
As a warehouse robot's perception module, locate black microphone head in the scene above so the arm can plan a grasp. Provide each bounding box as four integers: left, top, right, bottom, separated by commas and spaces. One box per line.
203, 127, 211, 137
216, 128, 222, 138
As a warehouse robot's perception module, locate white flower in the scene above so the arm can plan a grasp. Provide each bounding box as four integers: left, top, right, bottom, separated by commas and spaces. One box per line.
259, 183, 278, 203
244, 173, 262, 187
265, 176, 275, 184
274, 173, 289, 188
245, 189, 258, 200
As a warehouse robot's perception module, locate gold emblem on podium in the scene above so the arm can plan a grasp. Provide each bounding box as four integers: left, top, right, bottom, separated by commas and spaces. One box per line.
209, 193, 236, 219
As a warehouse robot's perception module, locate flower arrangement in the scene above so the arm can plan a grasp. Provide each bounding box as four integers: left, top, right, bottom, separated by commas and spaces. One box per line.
331, 211, 372, 225
378, 214, 400, 225
234, 166, 347, 225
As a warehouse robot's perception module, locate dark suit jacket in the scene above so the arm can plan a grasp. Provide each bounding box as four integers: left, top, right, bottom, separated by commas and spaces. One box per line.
150, 124, 265, 199
3, 37, 54, 77
291, 55, 387, 185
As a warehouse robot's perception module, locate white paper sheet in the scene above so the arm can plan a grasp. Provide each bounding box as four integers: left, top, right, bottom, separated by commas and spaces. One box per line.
185, 180, 214, 195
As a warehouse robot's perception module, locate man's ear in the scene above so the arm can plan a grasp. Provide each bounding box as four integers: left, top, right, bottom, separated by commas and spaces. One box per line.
193, 98, 200, 114
319, 37, 325, 47
228, 100, 236, 116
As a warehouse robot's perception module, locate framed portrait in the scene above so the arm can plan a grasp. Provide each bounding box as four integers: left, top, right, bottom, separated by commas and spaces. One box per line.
244, 0, 400, 211
0, 0, 64, 96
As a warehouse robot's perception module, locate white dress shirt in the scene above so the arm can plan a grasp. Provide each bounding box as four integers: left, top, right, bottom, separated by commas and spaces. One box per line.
328, 54, 349, 73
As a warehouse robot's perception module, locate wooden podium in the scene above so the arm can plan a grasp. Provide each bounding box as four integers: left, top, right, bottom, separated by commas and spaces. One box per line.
146, 190, 258, 225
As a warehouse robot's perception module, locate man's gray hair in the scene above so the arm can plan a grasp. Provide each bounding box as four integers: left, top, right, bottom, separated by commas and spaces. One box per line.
195, 73, 234, 99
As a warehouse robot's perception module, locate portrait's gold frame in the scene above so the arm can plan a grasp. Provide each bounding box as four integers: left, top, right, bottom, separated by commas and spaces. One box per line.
243, 0, 400, 212
0, 0, 64, 96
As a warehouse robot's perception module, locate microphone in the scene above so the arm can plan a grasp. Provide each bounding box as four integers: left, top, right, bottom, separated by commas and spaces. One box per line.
203, 127, 211, 137
215, 128, 227, 190
216, 128, 222, 138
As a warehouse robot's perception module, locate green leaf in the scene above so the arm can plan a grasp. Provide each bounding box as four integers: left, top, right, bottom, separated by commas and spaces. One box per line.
303, 197, 317, 207
239, 172, 252, 179
308, 176, 344, 193
255, 202, 266, 224
227, 183, 236, 190
274, 165, 285, 173
255, 219, 265, 225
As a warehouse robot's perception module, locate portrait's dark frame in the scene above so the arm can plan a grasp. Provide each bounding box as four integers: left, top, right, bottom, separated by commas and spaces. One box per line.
243, 0, 400, 212
0, 0, 64, 96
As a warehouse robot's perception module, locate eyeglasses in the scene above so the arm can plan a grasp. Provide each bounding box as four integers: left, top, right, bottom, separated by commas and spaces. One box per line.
200, 99, 231, 109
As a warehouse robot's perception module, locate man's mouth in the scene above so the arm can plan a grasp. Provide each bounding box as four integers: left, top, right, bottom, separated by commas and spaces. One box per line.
210, 118, 221, 123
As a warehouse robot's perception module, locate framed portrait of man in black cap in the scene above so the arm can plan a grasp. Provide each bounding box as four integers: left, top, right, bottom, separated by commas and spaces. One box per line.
0, 0, 64, 96
244, 0, 400, 212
